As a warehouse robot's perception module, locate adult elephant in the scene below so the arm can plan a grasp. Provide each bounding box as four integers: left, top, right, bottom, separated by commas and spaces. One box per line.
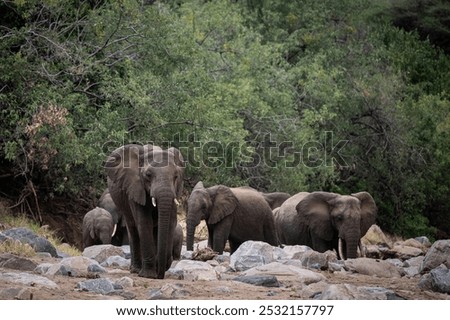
82, 207, 116, 249
186, 181, 279, 254
98, 188, 128, 246
262, 192, 291, 209
105, 144, 184, 279
274, 191, 377, 260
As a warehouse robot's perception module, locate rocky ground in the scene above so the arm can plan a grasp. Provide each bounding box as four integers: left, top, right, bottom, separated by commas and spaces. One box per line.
0, 226, 449, 300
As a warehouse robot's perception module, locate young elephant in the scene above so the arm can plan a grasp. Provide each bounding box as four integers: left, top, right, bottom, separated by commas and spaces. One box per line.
97, 188, 128, 246
82, 207, 117, 249
186, 181, 280, 254
274, 191, 377, 259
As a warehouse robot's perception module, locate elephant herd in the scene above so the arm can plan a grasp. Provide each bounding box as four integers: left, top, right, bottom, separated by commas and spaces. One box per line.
82, 144, 378, 279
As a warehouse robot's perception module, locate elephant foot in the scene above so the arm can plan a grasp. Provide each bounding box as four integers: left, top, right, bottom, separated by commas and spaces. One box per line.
130, 264, 141, 274
138, 268, 158, 279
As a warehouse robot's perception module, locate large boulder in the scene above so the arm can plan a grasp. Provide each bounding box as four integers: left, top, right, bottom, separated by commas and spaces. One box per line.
82, 244, 125, 264
344, 258, 402, 278
419, 240, 450, 272
230, 241, 275, 271
317, 284, 404, 300
39, 256, 106, 276
168, 260, 218, 281
1, 228, 58, 257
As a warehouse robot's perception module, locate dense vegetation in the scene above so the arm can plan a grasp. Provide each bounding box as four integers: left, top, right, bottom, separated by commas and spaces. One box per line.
1, 0, 449, 241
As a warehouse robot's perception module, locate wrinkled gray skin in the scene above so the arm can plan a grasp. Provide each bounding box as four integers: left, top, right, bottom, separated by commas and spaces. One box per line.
274, 191, 377, 260
186, 182, 280, 254
262, 192, 291, 210
105, 144, 184, 279
98, 188, 128, 246
82, 207, 115, 249
173, 223, 183, 260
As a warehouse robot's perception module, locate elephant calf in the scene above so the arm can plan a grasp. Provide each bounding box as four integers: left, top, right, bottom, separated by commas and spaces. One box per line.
82, 207, 117, 249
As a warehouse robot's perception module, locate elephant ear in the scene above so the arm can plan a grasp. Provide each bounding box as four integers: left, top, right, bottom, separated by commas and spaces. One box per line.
193, 181, 205, 191
296, 192, 339, 241
352, 192, 377, 236
168, 147, 185, 198
86, 212, 95, 239
105, 144, 152, 206
208, 186, 238, 225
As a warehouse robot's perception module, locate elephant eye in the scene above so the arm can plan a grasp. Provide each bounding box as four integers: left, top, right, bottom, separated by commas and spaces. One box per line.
145, 170, 152, 178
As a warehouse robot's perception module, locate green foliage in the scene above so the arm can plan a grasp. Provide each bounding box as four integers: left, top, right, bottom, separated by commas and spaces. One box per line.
1, 0, 449, 240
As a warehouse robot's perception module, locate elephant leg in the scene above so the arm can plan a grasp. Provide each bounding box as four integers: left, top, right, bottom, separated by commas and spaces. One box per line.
311, 233, 331, 253
212, 217, 232, 254
228, 240, 241, 254
263, 217, 281, 247
126, 224, 141, 273
134, 205, 157, 278
207, 225, 214, 249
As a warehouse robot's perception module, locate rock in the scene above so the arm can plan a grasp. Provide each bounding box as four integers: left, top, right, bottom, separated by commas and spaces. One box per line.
317, 284, 405, 300
115, 277, 134, 289
100, 256, 130, 270
361, 225, 391, 247
1, 227, 58, 257
214, 254, 230, 264
243, 261, 326, 285
388, 244, 424, 260
344, 258, 402, 278
77, 278, 116, 295
230, 241, 274, 271
0, 253, 37, 271
298, 250, 337, 270
168, 260, 218, 281
181, 250, 194, 260
0, 288, 34, 300
121, 245, 131, 259
148, 283, 189, 299
415, 236, 432, 247
233, 275, 280, 287
418, 266, 450, 294
279, 245, 311, 259
328, 260, 345, 272
82, 244, 125, 264
420, 240, 450, 272
386, 258, 403, 268
44, 256, 106, 276
0, 272, 58, 289
403, 256, 424, 277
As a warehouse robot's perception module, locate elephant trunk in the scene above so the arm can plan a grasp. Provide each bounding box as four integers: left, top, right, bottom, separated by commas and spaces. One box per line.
155, 190, 177, 279
186, 213, 200, 251
340, 228, 360, 260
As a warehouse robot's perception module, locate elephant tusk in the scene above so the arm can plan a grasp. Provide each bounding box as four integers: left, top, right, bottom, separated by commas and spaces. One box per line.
174, 199, 180, 206
111, 224, 117, 237
338, 238, 346, 260
152, 197, 157, 207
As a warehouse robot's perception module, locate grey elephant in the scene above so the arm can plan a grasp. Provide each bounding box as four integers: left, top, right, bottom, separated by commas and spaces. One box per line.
98, 188, 128, 246
186, 181, 280, 254
274, 191, 377, 259
82, 207, 116, 249
173, 223, 183, 260
105, 144, 184, 279
262, 192, 291, 209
